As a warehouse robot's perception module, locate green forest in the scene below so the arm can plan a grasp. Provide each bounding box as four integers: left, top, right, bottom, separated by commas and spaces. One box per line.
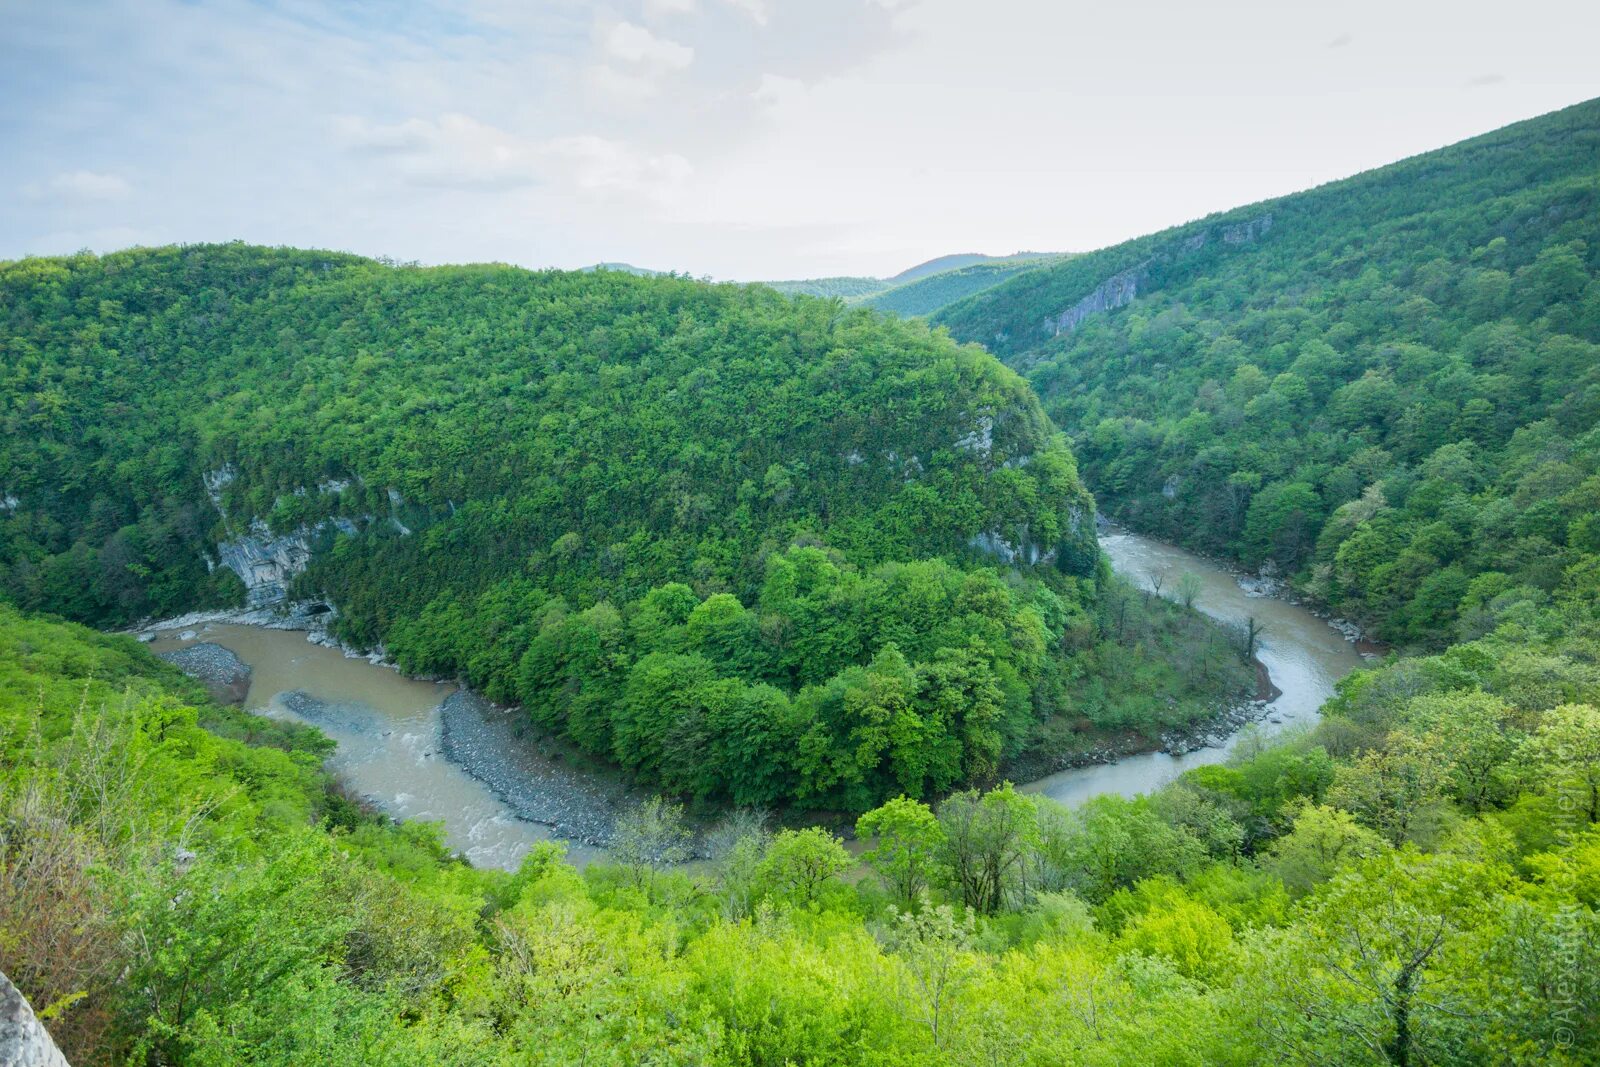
6, 580, 1597, 1064
4, 91, 1600, 1066
938, 97, 1600, 650
0, 247, 1245, 812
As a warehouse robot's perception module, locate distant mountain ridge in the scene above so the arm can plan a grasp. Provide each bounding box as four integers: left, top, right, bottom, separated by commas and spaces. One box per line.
761, 250, 1071, 314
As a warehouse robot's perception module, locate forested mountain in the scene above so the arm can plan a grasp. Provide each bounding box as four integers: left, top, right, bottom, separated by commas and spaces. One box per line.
0, 246, 1245, 811
759, 274, 887, 299
863, 255, 1071, 318
761, 252, 1067, 313
885, 251, 1060, 286
937, 97, 1600, 648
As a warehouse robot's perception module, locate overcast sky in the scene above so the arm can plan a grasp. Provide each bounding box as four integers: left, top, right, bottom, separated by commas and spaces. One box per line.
5, 0, 1599, 280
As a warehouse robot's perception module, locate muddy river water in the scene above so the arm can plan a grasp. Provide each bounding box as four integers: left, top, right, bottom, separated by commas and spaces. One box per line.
147, 531, 1370, 868
1020, 531, 1369, 807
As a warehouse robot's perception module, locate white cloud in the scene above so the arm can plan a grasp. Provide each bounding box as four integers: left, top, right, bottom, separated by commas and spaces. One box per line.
545, 135, 693, 199
721, 0, 773, 24
752, 73, 806, 108
25, 170, 132, 204
332, 113, 690, 201
644, 0, 698, 17
604, 21, 693, 72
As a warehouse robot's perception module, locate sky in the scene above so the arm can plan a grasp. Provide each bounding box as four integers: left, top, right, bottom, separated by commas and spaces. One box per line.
4, 0, 1600, 281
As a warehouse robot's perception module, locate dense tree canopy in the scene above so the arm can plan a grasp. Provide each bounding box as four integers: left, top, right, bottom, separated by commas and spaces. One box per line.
0, 246, 1252, 808
939, 96, 1600, 649
6, 593, 1597, 1066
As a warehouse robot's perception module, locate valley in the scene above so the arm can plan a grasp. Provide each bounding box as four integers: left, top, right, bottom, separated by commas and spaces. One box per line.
135, 529, 1366, 869
5, 96, 1599, 1067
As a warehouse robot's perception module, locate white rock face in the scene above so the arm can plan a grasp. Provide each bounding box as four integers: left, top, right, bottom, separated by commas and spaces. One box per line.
954, 415, 996, 458
217, 517, 358, 607
970, 530, 1056, 567
0, 970, 71, 1067
205, 467, 371, 607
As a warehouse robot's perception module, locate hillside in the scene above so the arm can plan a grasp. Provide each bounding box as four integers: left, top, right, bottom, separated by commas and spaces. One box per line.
0, 245, 1251, 811
8, 579, 1597, 1065
937, 98, 1600, 648
760, 252, 1069, 312
864, 255, 1071, 318
758, 274, 886, 299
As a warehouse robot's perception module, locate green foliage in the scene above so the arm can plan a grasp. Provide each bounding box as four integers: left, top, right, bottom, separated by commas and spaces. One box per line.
938, 98, 1600, 651
3, 605, 1598, 1066
0, 245, 1252, 809
863, 256, 1071, 318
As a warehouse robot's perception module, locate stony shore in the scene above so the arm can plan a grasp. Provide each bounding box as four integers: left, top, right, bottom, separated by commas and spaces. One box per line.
155, 642, 252, 704
438, 690, 629, 848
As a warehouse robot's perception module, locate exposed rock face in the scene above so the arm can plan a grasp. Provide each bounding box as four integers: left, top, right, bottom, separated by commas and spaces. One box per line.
1041, 212, 1275, 338
0, 970, 70, 1067
217, 517, 357, 607
953, 414, 996, 458
204, 466, 371, 607
970, 529, 1056, 567
1044, 263, 1149, 337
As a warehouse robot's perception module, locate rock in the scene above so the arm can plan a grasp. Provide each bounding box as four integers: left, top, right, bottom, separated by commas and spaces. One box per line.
157, 642, 251, 704
0, 969, 71, 1067
438, 690, 625, 847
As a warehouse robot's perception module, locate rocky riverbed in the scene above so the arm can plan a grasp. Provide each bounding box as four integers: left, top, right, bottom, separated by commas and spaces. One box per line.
439, 690, 629, 848
156, 642, 252, 704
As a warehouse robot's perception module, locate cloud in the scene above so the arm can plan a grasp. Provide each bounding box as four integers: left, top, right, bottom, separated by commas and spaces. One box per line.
721, 0, 773, 24
604, 21, 694, 72
644, 0, 698, 17
545, 135, 693, 199
24, 170, 132, 204
752, 73, 806, 108
332, 113, 690, 199
1327, 33, 1353, 48
1466, 73, 1506, 87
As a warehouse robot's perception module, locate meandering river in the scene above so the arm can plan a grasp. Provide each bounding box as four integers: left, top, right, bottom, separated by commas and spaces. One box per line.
145, 531, 1369, 868
1020, 531, 1369, 807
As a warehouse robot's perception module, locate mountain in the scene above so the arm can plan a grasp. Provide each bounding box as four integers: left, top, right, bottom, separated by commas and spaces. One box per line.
759, 252, 1070, 312
758, 275, 886, 299
579, 261, 669, 276
0, 245, 1250, 812
886, 250, 1061, 286
863, 255, 1072, 318
937, 97, 1600, 648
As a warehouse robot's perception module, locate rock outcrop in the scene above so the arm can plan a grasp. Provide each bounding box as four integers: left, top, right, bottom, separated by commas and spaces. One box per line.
1044, 263, 1148, 336
0, 970, 71, 1067
1041, 212, 1274, 338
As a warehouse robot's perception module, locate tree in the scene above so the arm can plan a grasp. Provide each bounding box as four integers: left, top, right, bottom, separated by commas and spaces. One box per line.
1519, 704, 1600, 824
1327, 734, 1451, 846
1175, 572, 1203, 609
1268, 802, 1387, 898
757, 828, 851, 906
936, 784, 1039, 914
610, 796, 692, 889
1399, 692, 1519, 812
884, 898, 979, 1050
856, 796, 946, 908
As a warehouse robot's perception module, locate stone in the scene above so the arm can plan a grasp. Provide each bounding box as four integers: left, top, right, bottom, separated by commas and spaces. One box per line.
0, 970, 71, 1067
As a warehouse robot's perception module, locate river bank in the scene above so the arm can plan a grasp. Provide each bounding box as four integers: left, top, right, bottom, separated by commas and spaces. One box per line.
137, 528, 1371, 864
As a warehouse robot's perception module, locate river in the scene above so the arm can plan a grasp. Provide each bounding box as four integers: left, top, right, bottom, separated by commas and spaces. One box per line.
146, 623, 610, 870
144, 531, 1369, 868
1019, 530, 1369, 807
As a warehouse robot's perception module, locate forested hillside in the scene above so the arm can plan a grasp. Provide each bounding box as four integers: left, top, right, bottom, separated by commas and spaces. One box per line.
862, 256, 1069, 318
7, 587, 1597, 1065
938, 97, 1600, 648
0, 246, 1248, 811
